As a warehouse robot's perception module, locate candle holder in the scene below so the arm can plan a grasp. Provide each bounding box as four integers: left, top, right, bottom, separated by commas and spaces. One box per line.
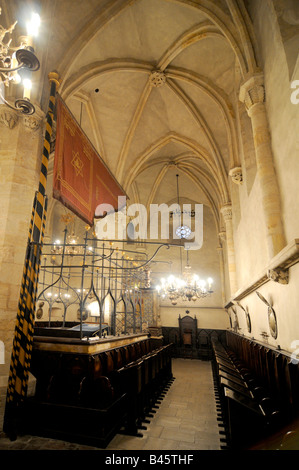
0, 10, 40, 115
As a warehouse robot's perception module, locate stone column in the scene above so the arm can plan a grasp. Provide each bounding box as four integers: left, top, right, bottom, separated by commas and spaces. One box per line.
239, 72, 286, 259
220, 204, 238, 295
217, 243, 226, 306
0, 105, 44, 386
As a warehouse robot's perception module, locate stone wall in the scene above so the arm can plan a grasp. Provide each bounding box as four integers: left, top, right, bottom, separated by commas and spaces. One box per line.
0, 107, 45, 385
227, 0, 299, 355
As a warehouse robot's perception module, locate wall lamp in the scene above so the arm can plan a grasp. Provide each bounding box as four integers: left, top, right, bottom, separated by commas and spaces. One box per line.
0, 9, 40, 115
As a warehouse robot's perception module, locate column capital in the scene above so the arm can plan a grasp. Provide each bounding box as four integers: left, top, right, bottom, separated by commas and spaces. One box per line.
267, 268, 289, 285
23, 107, 44, 132
218, 231, 226, 242
229, 166, 243, 185
239, 71, 265, 113
0, 103, 45, 132
220, 204, 233, 222
0, 105, 18, 129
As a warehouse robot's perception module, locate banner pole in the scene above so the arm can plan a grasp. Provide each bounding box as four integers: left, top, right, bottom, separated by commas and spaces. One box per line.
3, 72, 60, 440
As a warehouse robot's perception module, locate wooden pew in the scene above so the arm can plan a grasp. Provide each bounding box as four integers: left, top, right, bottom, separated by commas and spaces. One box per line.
21, 336, 174, 447
212, 338, 281, 449
226, 332, 299, 423
212, 331, 299, 450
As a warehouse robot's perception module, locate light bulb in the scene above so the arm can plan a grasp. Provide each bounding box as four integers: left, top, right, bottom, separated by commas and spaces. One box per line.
13, 73, 21, 84
26, 13, 41, 38
11, 52, 21, 83
23, 78, 32, 99
87, 300, 99, 316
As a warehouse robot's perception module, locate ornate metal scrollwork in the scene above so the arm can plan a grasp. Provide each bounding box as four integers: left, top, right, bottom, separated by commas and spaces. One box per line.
256, 291, 278, 339
14, 47, 40, 72
15, 98, 35, 115
234, 301, 252, 333
230, 305, 239, 332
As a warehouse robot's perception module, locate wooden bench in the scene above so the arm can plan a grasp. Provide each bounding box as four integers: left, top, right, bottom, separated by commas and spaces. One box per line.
212, 338, 281, 449
21, 336, 174, 447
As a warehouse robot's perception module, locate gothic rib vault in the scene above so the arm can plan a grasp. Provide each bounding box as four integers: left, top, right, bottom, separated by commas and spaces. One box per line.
41, 0, 261, 301
1, 0, 298, 337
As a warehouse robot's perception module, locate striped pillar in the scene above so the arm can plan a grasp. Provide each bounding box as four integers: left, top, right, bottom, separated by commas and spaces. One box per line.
3, 72, 60, 438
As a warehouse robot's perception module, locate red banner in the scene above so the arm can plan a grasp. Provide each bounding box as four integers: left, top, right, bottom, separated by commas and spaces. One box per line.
53, 95, 126, 226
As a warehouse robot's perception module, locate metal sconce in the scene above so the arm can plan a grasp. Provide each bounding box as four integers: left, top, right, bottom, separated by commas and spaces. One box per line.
0, 9, 40, 115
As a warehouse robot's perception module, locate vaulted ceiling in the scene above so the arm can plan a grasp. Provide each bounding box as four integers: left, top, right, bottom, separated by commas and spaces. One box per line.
4, 0, 260, 238
6, 0, 259, 235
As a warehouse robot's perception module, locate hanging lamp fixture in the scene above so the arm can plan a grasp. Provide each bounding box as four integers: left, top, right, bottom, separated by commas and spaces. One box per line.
156, 249, 214, 305
174, 173, 192, 239
156, 173, 214, 304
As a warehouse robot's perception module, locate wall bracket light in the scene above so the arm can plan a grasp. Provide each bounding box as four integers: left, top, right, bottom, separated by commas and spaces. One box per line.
0, 9, 40, 115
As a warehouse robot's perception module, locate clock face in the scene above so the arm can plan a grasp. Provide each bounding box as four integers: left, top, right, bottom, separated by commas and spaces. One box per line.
176, 225, 191, 239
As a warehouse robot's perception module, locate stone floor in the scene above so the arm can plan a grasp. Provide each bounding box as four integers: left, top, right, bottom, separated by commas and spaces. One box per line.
0, 358, 224, 451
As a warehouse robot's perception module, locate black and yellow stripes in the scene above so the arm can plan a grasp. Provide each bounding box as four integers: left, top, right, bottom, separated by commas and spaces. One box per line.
33, 78, 56, 243
4, 73, 60, 437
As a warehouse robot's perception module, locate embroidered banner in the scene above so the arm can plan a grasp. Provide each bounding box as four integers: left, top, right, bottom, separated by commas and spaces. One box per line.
53, 95, 126, 226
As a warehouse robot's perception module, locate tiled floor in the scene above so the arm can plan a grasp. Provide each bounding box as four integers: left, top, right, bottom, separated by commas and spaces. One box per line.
0, 358, 223, 451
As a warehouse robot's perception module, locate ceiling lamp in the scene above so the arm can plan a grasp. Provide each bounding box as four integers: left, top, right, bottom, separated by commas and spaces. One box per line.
0, 10, 40, 115
155, 172, 214, 304
51, 215, 86, 256
175, 225, 191, 239
51, 231, 86, 257
156, 249, 214, 305
174, 173, 192, 241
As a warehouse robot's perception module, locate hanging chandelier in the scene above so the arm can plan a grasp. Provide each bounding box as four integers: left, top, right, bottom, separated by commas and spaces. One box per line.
155, 172, 213, 304
51, 232, 86, 257
156, 249, 213, 305
51, 214, 88, 256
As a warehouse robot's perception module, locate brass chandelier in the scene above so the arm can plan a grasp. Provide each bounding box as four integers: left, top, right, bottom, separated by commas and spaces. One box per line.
155, 173, 214, 305
156, 249, 213, 305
